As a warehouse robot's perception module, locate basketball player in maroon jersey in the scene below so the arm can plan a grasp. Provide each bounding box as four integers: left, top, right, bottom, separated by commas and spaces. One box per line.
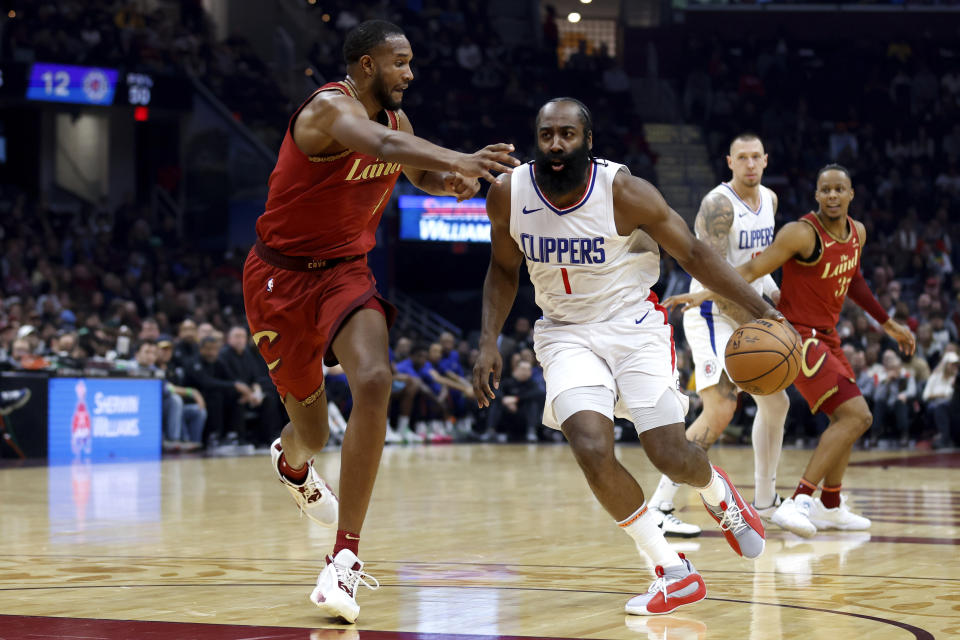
666, 164, 914, 536
242, 20, 518, 622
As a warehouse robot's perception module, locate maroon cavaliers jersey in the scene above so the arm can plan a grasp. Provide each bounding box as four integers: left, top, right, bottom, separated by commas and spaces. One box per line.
256, 80, 403, 257
778, 212, 863, 333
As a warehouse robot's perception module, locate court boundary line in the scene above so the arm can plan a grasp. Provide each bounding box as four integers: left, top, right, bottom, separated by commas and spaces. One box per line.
0, 590, 936, 640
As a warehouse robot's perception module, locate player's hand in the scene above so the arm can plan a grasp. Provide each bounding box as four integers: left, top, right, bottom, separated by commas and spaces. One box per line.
760, 306, 786, 324
769, 289, 781, 306
472, 345, 503, 408
455, 143, 520, 183
662, 289, 711, 313
443, 172, 480, 202
884, 318, 916, 357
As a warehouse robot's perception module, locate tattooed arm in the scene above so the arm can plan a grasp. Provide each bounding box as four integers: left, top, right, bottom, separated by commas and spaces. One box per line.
694, 192, 752, 324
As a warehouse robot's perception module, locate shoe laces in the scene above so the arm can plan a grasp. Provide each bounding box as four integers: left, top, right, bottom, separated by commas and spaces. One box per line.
717, 500, 750, 536
332, 561, 380, 596
648, 553, 687, 598
662, 512, 688, 528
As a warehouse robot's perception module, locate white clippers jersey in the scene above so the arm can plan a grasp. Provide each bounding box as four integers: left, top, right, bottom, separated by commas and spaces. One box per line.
688, 182, 775, 297
509, 159, 661, 324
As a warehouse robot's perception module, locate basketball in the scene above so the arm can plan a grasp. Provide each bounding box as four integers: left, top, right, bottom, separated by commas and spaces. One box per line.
724, 319, 802, 395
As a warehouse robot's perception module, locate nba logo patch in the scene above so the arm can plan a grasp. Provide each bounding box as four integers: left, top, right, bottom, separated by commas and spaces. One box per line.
267, 277, 274, 292
704, 360, 717, 376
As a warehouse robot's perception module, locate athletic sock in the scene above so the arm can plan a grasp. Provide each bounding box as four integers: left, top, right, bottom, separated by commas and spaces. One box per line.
751, 393, 787, 508
618, 503, 682, 569
278, 452, 308, 484
696, 467, 727, 506
792, 478, 817, 499
649, 474, 682, 511
820, 484, 842, 509
334, 529, 360, 557
397, 416, 410, 432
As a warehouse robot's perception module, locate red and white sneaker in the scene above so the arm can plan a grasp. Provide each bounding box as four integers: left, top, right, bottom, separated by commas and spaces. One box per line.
271, 437, 338, 528
625, 554, 706, 615
310, 548, 380, 623
701, 465, 766, 558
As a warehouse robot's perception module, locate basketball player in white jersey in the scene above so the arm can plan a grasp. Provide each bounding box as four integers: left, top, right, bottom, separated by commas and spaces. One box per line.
649, 134, 812, 538
473, 99, 781, 616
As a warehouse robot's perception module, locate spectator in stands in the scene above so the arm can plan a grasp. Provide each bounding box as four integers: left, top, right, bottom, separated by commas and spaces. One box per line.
218, 326, 284, 445
129, 339, 160, 375
185, 335, 249, 449
921, 349, 959, 449
139, 317, 160, 341
872, 349, 918, 447
174, 318, 199, 366
484, 359, 545, 443
156, 335, 206, 451
395, 343, 449, 442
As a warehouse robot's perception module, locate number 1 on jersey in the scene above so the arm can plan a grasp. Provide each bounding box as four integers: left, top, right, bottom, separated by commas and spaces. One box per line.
561, 267, 572, 294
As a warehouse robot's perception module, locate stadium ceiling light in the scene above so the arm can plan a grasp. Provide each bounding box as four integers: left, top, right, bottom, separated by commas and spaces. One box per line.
567, 12, 581, 23
580, 0, 592, 4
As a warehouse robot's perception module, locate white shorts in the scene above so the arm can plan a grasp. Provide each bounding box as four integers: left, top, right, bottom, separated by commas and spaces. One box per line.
683, 302, 739, 392
534, 305, 689, 432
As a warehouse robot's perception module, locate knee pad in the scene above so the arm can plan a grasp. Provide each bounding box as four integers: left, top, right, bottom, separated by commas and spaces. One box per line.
552, 386, 615, 427
629, 388, 687, 435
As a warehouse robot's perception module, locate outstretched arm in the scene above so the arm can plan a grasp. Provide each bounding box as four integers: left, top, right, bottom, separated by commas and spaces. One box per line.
295, 94, 518, 182
472, 175, 525, 406
664, 221, 812, 313
612, 172, 779, 322
846, 221, 915, 356
398, 111, 483, 202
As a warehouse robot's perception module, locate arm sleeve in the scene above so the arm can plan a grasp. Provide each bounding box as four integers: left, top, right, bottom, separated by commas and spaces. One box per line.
761, 274, 779, 299
847, 268, 890, 325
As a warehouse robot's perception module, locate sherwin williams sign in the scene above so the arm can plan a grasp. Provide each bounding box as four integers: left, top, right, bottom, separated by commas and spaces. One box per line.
47, 378, 162, 463
398, 196, 490, 243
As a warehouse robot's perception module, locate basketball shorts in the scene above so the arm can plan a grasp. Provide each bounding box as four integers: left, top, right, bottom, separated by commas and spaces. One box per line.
242, 249, 396, 405
533, 302, 689, 432
792, 326, 859, 415
683, 301, 739, 392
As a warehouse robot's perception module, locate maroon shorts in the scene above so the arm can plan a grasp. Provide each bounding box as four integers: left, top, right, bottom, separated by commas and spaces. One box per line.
793, 326, 860, 415
242, 248, 396, 405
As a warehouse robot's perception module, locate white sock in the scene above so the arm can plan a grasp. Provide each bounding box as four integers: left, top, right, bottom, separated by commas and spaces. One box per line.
397, 416, 410, 432
696, 467, 727, 506
751, 391, 788, 508
619, 503, 682, 569
649, 475, 682, 510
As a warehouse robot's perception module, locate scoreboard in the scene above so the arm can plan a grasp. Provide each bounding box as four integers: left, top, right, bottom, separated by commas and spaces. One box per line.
27, 62, 119, 105
0, 61, 190, 109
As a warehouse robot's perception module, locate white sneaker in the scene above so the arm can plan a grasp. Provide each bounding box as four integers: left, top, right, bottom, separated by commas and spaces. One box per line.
651, 507, 702, 538
310, 548, 379, 623
384, 426, 403, 443
270, 438, 338, 528
770, 495, 817, 538
753, 494, 782, 522
808, 494, 871, 530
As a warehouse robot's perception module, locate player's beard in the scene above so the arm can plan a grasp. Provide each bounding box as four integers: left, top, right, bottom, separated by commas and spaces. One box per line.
534, 140, 592, 200
372, 71, 402, 111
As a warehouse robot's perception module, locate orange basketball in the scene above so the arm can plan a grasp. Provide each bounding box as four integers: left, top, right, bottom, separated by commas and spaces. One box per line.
724, 319, 802, 395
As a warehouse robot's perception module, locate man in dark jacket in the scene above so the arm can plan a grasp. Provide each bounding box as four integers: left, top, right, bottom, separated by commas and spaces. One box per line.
218, 326, 286, 445
486, 359, 546, 442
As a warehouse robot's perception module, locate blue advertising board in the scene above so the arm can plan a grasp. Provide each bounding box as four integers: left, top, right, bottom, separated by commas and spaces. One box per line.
27, 62, 119, 106
398, 195, 490, 243
47, 378, 162, 463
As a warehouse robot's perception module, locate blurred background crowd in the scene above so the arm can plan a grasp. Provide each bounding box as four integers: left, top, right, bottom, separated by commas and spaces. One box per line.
1, 0, 959, 455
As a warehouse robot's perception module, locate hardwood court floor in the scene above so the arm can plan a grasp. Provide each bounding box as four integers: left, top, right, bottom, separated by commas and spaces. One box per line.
0, 444, 956, 639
